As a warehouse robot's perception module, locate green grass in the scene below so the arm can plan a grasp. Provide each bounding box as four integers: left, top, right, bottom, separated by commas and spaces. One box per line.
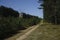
24, 24, 60, 40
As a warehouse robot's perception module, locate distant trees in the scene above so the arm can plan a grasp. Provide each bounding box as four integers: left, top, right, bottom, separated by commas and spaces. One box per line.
21, 12, 36, 18
0, 6, 19, 17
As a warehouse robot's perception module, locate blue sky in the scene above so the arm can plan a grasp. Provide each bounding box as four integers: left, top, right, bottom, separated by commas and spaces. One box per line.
0, 0, 43, 18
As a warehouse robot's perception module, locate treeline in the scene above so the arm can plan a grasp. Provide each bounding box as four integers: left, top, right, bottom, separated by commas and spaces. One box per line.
0, 6, 19, 17
0, 6, 42, 39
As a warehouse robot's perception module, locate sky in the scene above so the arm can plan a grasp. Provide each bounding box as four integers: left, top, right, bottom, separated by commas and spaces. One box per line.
0, 0, 43, 18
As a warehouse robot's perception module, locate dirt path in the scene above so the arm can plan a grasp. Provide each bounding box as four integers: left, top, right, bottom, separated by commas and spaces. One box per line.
16, 25, 39, 40
16, 21, 43, 40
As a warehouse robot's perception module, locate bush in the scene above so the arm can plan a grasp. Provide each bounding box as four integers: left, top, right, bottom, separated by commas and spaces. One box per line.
0, 16, 41, 39
0, 17, 26, 39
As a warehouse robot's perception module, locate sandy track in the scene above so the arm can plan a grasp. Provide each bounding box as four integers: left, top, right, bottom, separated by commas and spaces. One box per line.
16, 21, 43, 40
16, 25, 39, 40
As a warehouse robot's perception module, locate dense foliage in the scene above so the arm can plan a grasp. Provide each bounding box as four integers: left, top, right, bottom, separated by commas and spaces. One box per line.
0, 6, 42, 39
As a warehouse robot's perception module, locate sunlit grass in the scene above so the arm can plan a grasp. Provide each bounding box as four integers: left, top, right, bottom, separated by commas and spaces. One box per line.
24, 23, 60, 40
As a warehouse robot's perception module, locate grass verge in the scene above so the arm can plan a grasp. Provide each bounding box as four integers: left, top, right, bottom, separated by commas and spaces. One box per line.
24, 24, 60, 40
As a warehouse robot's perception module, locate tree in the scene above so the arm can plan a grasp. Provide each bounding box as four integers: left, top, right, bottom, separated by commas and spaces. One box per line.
39, 0, 60, 24
0, 6, 19, 17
